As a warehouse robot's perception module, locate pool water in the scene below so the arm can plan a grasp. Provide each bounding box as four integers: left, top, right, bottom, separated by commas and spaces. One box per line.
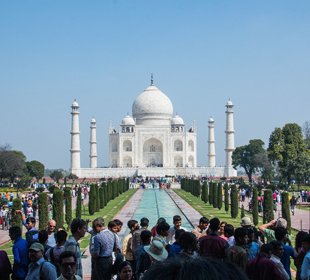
132, 188, 193, 230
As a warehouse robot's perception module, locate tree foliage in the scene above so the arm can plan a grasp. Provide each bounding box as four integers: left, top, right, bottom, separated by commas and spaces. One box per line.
224, 183, 229, 212
0, 150, 26, 182
268, 123, 310, 184
38, 192, 49, 230
49, 170, 64, 184
252, 187, 259, 226
263, 189, 274, 223
281, 192, 291, 233
217, 182, 223, 210
232, 139, 269, 183
26, 160, 44, 179
11, 198, 22, 229
53, 189, 64, 229
64, 187, 72, 228
230, 185, 238, 219
76, 187, 82, 218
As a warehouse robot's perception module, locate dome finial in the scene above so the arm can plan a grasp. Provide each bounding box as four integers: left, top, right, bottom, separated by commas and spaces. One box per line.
150, 73, 154, 86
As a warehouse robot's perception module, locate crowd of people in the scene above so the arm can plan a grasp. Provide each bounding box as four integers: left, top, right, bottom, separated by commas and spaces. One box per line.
0, 211, 309, 280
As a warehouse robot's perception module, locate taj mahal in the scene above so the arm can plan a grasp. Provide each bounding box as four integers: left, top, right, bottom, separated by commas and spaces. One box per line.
69, 79, 237, 178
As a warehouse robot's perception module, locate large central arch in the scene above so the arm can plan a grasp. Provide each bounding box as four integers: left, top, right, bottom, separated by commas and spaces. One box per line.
143, 138, 163, 167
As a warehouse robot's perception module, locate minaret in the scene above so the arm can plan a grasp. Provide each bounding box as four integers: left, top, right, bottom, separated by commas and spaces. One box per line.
225, 99, 235, 176
208, 117, 216, 167
70, 100, 81, 171
89, 118, 97, 168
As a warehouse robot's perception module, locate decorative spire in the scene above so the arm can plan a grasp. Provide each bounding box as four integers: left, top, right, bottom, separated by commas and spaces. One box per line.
150, 73, 154, 85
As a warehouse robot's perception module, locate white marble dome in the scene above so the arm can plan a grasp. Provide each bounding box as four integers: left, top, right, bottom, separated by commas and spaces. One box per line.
121, 115, 135, 126
72, 100, 79, 108
132, 85, 173, 125
171, 115, 184, 125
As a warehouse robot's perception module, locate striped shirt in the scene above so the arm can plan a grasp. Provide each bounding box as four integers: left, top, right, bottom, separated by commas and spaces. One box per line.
64, 236, 82, 278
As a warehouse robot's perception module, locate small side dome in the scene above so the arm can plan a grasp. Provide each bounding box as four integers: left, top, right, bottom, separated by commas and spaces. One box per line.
208, 117, 214, 123
171, 115, 184, 125
121, 115, 135, 126
91, 118, 96, 123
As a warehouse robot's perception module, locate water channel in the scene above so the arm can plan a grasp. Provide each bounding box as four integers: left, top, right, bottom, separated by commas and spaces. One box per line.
131, 187, 193, 230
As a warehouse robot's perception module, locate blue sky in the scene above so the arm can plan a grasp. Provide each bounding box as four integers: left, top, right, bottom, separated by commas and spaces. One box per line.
0, 1, 309, 170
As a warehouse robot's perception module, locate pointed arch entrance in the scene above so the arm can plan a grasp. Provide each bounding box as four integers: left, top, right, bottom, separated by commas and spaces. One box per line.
143, 138, 163, 167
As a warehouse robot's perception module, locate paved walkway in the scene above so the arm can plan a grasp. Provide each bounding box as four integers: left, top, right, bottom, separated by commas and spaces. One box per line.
240, 197, 310, 232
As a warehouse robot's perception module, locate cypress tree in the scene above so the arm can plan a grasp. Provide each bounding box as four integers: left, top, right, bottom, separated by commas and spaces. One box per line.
95, 185, 100, 212
38, 192, 49, 230
213, 182, 218, 208
252, 187, 259, 226
263, 189, 274, 223
209, 182, 213, 205
217, 182, 223, 210
99, 187, 104, 209
53, 189, 64, 229
201, 182, 206, 202
102, 182, 107, 206
230, 185, 238, 218
76, 187, 82, 218
11, 198, 22, 229
241, 205, 245, 218
204, 181, 209, 203
281, 192, 291, 233
64, 187, 72, 228
224, 183, 229, 213
88, 184, 96, 215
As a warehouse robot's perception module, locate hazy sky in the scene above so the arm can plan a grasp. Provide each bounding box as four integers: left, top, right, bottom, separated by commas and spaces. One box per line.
0, 1, 309, 170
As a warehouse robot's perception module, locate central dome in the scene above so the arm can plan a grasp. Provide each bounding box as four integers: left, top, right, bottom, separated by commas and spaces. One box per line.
132, 85, 173, 125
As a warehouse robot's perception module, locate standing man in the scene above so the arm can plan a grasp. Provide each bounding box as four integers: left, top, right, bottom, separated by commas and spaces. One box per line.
192, 217, 209, 239
131, 217, 149, 254
64, 218, 87, 279
46, 219, 57, 250
9, 226, 28, 280
25, 242, 57, 280
57, 251, 82, 280
198, 218, 228, 260
167, 215, 187, 244
122, 220, 139, 269
93, 220, 120, 280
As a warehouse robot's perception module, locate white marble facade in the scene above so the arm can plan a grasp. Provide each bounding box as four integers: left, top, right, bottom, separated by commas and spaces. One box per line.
70, 81, 237, 178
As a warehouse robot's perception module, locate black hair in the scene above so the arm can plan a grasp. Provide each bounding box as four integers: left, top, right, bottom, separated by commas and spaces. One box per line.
175, 229, 186, 241
59, 251, 77, 265
275, 227, 288, 241
26, 217, 36, 225
140, 217, 150, 227
38, 230, 48, 244
209, 218, 220, 231
295, 231, 308, 250
55, 230, 68, 243
234, 227, 248, 246
270, 240, 283, 252
156, 221, 170, 235
140, 230, 152, 244
224, 224, 234, 237
117, 261, 132, 273
157, 217, 166, 224
199, 217, 209, 224
70, 218, 87, 234
127, 219, 138, 229
179, 232, 197, 253
260, 243, 273, 255
9, 226, 22, 240
113, 219, 123, 226
142, 256, 248, 280
108, 220, 118, 229
173, 215, 182, 223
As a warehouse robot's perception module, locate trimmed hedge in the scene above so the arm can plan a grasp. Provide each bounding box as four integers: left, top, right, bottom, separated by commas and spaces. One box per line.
38, 192, 49, 230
